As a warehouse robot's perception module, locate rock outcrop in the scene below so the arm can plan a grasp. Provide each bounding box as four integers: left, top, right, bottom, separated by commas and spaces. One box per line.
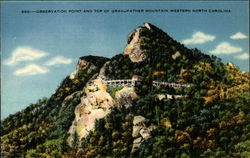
68, 60, 139, 147
70, 58, 94, 80
123, 23, 156, 62
172, 51, 181, 60
131, 115, 154, 153
156, 94, 187, 100
68, 74, 114, 146
115, 87, 138, 107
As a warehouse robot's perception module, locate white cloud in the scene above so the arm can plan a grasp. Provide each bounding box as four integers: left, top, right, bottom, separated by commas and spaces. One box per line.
4, 46, 48, 66
182, 32, 215, 45
209, 42, 243, 54
14, 64, 49, 76
234, 53, 249, 60
230, 32, 248, 39
44, 56, 72, 66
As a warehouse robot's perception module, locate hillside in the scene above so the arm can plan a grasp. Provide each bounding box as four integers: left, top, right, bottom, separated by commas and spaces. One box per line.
1, 23, 250, 158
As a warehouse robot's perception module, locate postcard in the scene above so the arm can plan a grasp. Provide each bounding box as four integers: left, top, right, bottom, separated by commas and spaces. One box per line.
1, 1, 249, 157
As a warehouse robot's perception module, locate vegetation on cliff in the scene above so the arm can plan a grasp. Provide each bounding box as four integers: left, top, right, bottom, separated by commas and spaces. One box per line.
1, 56, 109, 158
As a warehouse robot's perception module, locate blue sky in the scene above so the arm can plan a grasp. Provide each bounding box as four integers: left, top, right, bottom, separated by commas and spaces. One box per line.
1, 1, 249, 119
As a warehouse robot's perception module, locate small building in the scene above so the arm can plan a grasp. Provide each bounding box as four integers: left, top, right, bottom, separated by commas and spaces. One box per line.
132, 75, 143, 81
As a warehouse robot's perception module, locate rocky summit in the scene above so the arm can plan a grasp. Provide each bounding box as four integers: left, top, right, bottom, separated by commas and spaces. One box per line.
1, 23, 250, 158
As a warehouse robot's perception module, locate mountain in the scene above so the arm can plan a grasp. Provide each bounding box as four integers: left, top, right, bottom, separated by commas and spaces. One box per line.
1, 23, 250, 158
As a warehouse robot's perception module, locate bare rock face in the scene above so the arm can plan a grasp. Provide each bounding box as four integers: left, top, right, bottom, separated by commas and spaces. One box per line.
67, 75, 114, 147
123, 23, 154, 62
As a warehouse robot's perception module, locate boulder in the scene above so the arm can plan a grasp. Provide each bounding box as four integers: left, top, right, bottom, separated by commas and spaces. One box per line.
131, 115, 153, 153
133, 115, 146, 125
139, 127, 152, 139
131, 137, 143, 153
123, 24, 151, 62
132, 115, 146, 138
172, 51, 181, 60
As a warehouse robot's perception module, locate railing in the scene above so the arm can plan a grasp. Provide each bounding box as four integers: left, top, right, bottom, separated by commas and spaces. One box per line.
152, 81, 190, 88
103, 79, 138, 87
103, 79, 190, 88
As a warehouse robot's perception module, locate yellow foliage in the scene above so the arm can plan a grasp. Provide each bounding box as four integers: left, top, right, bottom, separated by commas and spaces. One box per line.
193, 137, 215, 149
219, 112, 245, 129
177, 78, 186, 83
193, 137, 202, 146
226, 83, 250, 99
175, 130, 190, 143
204, 94, 219, 104
226, 62, 250, 84
2, 122, 52, 156
104, 122, 113, 130
98, 136, 105, 146
205, 79, 249, 104
65, 87, 71, 92
205, 139, 215, 149
86, 149, 96, 157
206, 128, 216, 137
161, 118, 172, 128
73, 79, 80, 85
195, 61, 249, 104
194, 62, 212, 72
152, 71, 166, 77
113, 140, 123, 148
207, 89, 217, 96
